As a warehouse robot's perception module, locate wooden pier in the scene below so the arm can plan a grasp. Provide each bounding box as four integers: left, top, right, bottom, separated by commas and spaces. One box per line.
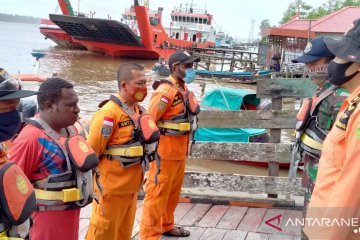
78, 78, 316, 239
79, 200, 302, 240
190, 47, 259, 72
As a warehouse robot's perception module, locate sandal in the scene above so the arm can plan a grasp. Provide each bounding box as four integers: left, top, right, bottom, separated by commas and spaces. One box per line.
163, 226, 190, 237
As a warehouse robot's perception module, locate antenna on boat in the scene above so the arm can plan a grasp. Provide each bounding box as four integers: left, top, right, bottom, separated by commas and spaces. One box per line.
31, 50, 46, 75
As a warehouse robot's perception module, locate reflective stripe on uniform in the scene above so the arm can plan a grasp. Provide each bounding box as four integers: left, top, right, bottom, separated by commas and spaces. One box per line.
103, 145, 143, 157
157, 121, 190, 131
300, 133, 323, 151
34, 188, 81, 202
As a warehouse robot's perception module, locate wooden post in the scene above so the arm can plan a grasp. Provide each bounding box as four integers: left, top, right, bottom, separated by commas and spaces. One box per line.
221, 51, 225, 71
268, 98, 282, 198
230, 51, 235, 72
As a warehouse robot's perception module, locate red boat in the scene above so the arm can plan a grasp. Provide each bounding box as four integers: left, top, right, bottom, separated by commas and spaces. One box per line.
47, 0, 215, 60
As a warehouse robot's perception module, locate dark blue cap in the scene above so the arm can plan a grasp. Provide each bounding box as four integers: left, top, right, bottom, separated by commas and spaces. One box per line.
292, 36, 335, 64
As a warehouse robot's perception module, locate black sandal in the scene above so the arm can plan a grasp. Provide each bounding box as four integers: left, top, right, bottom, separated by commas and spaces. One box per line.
163, 226, 190, 237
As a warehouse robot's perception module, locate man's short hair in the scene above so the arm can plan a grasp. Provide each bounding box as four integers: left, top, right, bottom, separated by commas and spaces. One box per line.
117, 63, 144, 86
37, 77, 74, 110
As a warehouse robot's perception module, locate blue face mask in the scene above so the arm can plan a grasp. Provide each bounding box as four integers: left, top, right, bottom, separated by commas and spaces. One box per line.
183, 68, 196, 84
0, 110, 21, 142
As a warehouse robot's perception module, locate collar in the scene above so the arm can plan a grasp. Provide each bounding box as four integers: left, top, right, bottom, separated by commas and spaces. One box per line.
116, 93, 139, 113
345, 85, 360, 105
169, 75, 187, 91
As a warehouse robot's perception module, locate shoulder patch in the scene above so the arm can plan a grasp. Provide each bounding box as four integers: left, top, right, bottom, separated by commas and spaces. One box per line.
335, 96, 360, 130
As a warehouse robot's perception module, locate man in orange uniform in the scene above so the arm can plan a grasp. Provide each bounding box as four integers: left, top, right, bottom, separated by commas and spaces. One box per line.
140, 51, 200, 239
86, 63, 159, 240
304, 18, 360, 239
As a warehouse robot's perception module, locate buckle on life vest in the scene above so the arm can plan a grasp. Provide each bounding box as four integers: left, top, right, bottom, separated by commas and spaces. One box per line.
157, 121, 191, 131
35, 188, 81, 203
103, 146, 144, 157
300, 133, 323, 151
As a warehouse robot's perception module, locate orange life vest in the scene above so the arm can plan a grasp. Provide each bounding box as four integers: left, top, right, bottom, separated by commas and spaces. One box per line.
27, 118, 99, 211
295, 86, 337, 159
153, 79, 200, 136
99, 95, 160, 168
0, 143, 35, 237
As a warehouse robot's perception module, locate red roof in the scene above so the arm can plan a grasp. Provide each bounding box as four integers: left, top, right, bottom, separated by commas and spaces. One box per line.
311, 6, 360, 33
262, 6, 360, 37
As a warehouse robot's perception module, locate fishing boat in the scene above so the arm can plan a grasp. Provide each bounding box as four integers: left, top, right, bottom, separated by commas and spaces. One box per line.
47, 0, 215, 60
195, 87, 277, 167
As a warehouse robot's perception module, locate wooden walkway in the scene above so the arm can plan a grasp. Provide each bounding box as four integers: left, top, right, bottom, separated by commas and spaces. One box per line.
79, 201, 302, 240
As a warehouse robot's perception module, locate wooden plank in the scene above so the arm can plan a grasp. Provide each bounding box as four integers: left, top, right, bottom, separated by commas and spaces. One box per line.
223, 230, 248, 240
180, 192, 296, 207
257, 209, 286, 234
199, 228, 227, 240
197, 205, 229, 227
79, 218, 90, 240
280, 210, 302, 237
189, 142, 291, 163
181, 227, 207, 240
257, 78, 316, 98
217, 206, 248, 230
131, 205, 143, 238
245, 232, 269, 240
238, 208, 267, 232
178, 203, 212, 226
182, 171, 303, 196
269, 234, 294, 240
174, 203, 194, 224
268, 98, 281, 198
198, 110, 297, 129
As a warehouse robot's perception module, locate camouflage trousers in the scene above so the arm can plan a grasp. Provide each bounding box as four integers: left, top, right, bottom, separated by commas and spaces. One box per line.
301, 154, 319, 240
301, 154, 319, 215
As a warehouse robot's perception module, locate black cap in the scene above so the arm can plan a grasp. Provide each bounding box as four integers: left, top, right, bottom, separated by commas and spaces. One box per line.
292, 36, 334, 64
0, 68, 38, 101
168, 51, 200, 69
324, 18, 360, 63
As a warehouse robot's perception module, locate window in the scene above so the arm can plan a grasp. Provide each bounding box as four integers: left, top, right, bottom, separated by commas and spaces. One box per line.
195, 18, 198, 23
204, 19, 207, 24
199, 18, 203, 24
191, 17, 194, 23
187, 17, 190, 22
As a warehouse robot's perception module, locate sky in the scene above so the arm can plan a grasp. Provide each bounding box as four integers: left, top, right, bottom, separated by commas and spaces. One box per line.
2, 0, 330, 41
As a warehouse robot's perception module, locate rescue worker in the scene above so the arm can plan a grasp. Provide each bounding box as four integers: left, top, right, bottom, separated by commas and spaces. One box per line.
85, 63, 160, 240
304, 18, 360, 239
140, 51, 201, 239
289, 37, 348, 215
10, 78, 99, 240
0, 68, 37, 240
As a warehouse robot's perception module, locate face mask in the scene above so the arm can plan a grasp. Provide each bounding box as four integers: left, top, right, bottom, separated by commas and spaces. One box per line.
0, 110, 21, 142
183, 68, 196, 84
306, 64, 329, 87
328, 61, 359, 86
134, 90, 147, 102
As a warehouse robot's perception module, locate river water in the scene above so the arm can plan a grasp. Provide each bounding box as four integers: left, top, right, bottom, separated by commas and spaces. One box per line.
1, 21, 294, 176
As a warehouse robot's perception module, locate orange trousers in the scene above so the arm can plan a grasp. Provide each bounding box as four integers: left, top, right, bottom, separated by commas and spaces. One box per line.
86, 193, 137, 240
140, 159, 186, 240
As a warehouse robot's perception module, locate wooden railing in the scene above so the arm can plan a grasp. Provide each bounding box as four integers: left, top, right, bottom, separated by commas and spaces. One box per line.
182, 78, 317, 206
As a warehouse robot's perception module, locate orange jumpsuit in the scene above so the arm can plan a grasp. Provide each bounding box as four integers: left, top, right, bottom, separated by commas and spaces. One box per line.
304, 85, 360, 240
86, 94, 143, 240
140, 76, 190, 239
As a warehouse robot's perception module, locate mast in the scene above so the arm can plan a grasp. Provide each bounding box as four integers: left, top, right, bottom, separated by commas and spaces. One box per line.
57, 0, 75, 16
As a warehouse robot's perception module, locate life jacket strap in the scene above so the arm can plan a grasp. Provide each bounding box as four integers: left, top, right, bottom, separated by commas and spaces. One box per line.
34, 188, 81, 203
300, 133, 323, 151
33, 180, 75, 189
103, 145, 143, 157
157, 121, 190, 132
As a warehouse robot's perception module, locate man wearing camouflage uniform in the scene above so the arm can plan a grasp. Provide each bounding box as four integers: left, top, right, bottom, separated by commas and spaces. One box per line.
289, 37, 348, 213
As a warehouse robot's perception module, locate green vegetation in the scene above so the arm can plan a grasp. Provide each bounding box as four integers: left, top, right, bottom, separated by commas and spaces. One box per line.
0, 13, 40, 24
280, 0, 360, 24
